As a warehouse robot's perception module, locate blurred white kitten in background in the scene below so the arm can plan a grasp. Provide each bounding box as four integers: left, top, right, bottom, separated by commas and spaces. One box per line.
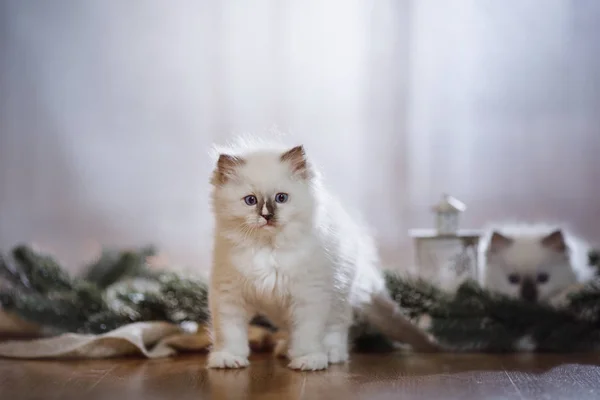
477, 223, 595, 303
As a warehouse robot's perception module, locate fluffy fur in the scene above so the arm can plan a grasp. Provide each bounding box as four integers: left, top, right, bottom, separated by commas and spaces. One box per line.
478, 223, 595, 303
207, 139, 436, 371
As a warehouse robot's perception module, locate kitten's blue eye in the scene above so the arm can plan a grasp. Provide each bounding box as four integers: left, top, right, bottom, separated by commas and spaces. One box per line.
536, 272, 549, 283
244, 195, 257, 206
508, 273, 520, 285
275, 193, 289, 203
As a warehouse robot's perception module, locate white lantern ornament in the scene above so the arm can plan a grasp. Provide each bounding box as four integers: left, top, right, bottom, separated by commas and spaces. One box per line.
432, 194, 466, 235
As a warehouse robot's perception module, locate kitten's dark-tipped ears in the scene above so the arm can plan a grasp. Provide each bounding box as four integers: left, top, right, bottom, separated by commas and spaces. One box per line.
488, 231, 513, 253
280, 145, 310, 179
541, 229, 568, 253
211, 154, 245, 185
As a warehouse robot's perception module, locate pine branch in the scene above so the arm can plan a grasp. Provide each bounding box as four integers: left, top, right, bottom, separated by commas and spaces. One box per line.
10, 245, 74, 293
0, 282, 107, 333
383, 272, 600, 352
83, 246, 157, 288
0, 254, 21, 287
0, 245, 209, 334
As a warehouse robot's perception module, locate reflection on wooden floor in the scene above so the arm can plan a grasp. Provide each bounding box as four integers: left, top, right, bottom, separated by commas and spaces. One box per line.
1, 352, 600, 399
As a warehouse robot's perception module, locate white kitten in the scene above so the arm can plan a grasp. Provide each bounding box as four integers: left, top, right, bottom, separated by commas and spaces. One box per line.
478, 223, 594, 303
207, 141, 437, 371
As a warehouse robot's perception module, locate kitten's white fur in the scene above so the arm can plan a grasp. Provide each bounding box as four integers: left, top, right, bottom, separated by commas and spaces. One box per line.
478, 223, 594, 302
207, 138, 436, 371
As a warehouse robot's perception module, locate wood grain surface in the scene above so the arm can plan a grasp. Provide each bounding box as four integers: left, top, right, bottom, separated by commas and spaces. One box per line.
1, 352, 599, 400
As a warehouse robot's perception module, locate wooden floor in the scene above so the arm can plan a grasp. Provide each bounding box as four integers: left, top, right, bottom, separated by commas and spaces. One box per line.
1, 353, 600, 400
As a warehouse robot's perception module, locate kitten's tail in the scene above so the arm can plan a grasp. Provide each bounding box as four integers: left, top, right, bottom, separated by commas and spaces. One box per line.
363, 291, 441, 353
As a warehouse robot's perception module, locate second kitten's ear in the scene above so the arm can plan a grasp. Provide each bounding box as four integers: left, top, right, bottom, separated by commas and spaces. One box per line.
211, 154, 245, 185
280, 145, 310, 179
541, 229, 568, 253
488, 231, 513, 253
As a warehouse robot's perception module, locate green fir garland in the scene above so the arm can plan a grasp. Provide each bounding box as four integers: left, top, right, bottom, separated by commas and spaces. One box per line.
1, 245, 599, 352
0, 245, 208, 334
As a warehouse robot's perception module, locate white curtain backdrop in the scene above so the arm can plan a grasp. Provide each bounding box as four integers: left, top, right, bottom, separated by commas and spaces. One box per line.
1, 0, 599, 274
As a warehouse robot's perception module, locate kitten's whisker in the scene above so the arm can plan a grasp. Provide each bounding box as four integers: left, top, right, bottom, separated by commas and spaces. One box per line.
240, 224, 255, 242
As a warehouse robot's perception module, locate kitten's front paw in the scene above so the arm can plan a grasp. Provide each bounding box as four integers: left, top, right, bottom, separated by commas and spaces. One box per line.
207, 351, 250, 369
288, 352, 328, 371
327, 346, 349, 364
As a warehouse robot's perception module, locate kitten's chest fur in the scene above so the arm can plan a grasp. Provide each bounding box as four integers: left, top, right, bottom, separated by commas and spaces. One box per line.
233, 243, 318, 324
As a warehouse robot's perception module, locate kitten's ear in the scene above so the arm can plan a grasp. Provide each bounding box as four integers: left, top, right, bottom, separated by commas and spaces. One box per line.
280, 145, 310, 179
541, 229, 568, 253
488, 231, 513, 253
211, 154, 245, 185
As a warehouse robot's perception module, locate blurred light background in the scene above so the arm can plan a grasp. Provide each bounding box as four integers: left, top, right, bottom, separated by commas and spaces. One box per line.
1, 0, 599, 275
